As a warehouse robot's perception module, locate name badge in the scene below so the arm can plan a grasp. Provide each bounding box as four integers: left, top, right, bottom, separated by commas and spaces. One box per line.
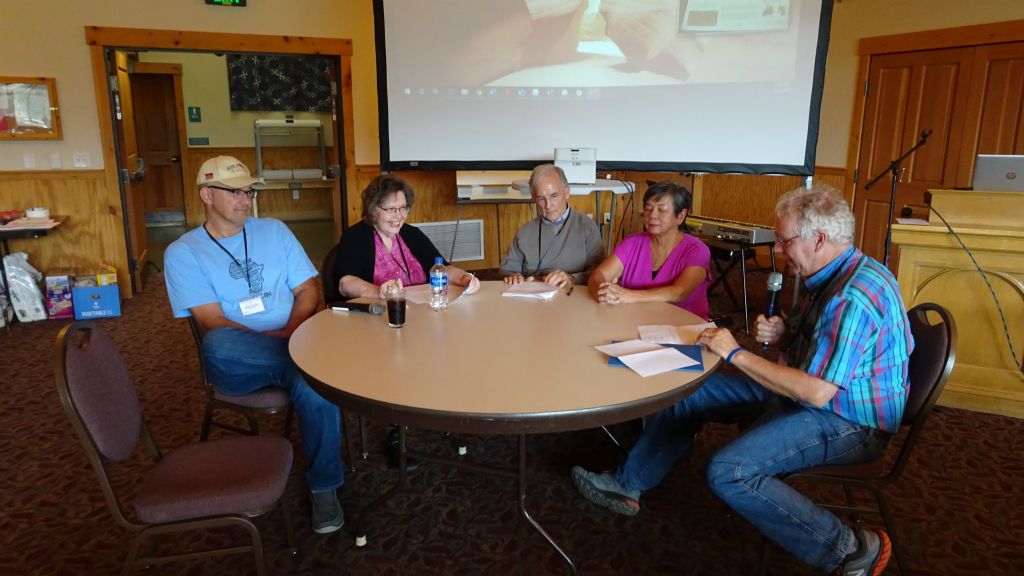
239, 296, 265, 316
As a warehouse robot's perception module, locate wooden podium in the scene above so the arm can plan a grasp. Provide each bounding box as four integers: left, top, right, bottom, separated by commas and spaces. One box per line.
892, 189, 1024, 419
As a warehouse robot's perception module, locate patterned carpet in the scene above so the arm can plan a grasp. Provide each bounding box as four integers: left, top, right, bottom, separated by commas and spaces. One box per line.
2, 262, 1021, 575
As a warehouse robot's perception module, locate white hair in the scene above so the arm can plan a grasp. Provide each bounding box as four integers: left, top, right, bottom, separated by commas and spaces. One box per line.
775, 185, 854, 245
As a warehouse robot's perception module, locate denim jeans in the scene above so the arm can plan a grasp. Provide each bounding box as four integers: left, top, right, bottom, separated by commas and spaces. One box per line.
616, 373, 889, 572
201, 327, 344, 493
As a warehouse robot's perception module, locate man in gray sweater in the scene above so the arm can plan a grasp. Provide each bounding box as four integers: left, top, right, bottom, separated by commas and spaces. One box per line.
501, 164, 605, 288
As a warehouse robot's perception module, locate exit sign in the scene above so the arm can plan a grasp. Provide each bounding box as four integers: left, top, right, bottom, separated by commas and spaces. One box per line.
205, 0, 246, 6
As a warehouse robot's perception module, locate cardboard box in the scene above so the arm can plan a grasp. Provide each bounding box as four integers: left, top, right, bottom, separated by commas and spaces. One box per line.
72, 285, 121, 320
45, 275, 74, 320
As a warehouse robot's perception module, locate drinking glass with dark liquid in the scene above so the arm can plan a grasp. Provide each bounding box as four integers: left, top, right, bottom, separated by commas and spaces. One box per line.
385, 285, 406, 328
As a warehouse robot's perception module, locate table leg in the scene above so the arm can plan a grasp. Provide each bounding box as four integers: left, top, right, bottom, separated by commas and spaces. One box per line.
353, 426, 411, 547
517, 435, 577, 575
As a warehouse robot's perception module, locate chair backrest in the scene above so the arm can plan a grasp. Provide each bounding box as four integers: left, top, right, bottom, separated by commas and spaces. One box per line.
889, 302, 957, 478
55, 322, 149, 528
186, 316, 217, 398
321, 242, 342, 305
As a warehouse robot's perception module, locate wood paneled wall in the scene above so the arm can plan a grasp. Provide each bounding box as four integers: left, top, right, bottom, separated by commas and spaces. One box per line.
0, 170, 130, 296
183, 146, 338, 226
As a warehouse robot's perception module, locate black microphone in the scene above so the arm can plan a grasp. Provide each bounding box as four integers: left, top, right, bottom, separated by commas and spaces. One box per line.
330, 302, 385, 315
763, 272, 783, 350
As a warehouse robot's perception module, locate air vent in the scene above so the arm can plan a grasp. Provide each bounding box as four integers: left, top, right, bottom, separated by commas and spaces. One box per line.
410, 219, 484, 262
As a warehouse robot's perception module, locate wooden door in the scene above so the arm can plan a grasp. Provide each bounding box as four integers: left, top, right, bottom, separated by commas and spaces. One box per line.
854, 47, 974, 266
112, 50, 148, 293
958, 41, 1024, 185
130, 72, 185, 216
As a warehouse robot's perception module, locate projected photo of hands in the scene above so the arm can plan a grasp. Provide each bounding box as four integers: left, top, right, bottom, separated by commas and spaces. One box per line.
389, 0, 799, 91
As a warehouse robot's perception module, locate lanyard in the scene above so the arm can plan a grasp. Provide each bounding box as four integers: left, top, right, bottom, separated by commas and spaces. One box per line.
528, 212, 570, 277
204, 223, 252, 292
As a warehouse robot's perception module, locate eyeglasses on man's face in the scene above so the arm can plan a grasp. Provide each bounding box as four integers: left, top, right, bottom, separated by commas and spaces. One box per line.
378, 204, 410, 216
775, 233, 802, 248
208, 185, 258, 200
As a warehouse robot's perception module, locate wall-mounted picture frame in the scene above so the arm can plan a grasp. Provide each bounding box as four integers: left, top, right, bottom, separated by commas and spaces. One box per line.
0, 76, 62, 140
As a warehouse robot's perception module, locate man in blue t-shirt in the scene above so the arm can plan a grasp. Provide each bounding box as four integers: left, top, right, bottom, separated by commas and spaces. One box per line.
164, 155, 345, 534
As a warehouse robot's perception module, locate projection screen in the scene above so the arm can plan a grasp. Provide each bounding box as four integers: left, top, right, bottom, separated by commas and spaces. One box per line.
375, 0, 834, 175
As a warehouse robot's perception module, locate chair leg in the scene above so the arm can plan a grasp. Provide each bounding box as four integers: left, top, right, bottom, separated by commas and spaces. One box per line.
200, 404, 216, 441
359, 416, 368, 459
872, 487, 908, 575
281, 490, 298, 555
122, 532, 146, 576
343, 411, 358, 472
245, 411, 261, 435
237, 517, 266, 576
756, 539, 769, 576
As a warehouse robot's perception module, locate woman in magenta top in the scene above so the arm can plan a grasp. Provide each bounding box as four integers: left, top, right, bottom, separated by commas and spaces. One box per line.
588, 181, 711, 320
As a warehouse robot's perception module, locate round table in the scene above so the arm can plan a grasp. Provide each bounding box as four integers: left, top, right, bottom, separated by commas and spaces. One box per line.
290, 281, 720, 573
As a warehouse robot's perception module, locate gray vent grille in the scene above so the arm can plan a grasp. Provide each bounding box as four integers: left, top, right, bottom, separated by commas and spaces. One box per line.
410, 219, 484, 262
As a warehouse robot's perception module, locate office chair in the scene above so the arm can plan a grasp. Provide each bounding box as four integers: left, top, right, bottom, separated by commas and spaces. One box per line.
56, 322, 296, 575
758, 302, 957, 575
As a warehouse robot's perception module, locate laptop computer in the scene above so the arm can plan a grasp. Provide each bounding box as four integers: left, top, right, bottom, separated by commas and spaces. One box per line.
972, 155, 1024, 192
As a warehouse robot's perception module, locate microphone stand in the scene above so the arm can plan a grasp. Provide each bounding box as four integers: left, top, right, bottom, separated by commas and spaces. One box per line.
864, 129, 931, 267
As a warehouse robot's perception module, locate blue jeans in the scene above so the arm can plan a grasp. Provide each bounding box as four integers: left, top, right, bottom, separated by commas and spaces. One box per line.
616, 373, 889, 572
201, 327, 344, 493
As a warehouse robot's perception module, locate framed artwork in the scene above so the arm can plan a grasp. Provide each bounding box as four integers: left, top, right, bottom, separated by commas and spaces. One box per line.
0, 77, 62, 140
226, 54, 333, 113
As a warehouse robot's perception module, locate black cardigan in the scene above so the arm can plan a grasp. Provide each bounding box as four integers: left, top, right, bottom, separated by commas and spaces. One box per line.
329, 220, 444, 301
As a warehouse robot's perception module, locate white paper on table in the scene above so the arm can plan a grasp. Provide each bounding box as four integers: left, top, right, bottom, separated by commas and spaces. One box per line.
594, 339, 663, 357
638, 322, 716, 345
618, 347, 700, 377
502, 281, 559, 300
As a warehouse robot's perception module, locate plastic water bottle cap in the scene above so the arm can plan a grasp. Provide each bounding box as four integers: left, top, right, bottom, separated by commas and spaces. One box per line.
435, 257, 443, 264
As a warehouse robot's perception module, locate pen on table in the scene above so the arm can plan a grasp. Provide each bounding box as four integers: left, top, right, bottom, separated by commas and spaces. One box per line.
566, 285, 574, 296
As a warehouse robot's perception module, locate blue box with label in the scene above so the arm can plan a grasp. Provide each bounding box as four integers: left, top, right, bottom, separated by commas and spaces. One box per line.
72, 285, 122, 320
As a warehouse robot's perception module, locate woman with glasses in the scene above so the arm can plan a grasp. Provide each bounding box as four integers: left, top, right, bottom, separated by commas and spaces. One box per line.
587, 180, 711, 320
330, 174, 480, 302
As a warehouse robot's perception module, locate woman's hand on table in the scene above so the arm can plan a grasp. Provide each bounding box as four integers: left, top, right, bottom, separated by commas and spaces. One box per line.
542, 269, 572, 289
595, 281, 635, 305
377, 278, 403, 300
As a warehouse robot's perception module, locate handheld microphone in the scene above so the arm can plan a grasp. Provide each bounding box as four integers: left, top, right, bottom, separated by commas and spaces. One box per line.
331, 302, 385, 316
763, 272, 784, 350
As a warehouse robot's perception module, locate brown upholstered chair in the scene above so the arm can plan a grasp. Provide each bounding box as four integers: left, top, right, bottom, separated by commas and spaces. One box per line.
758, 302, 957, 575
187, 316, 294, 441
56, 322, 296, 576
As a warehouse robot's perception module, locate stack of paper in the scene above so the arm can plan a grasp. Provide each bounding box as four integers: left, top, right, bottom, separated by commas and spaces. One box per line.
0, 217, 59, 230
594, 339, 701, 377
502, 281, 558, 300
638, 322, 716, 345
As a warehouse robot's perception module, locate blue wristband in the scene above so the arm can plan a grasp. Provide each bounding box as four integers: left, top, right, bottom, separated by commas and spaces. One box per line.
725, 347, 744, 364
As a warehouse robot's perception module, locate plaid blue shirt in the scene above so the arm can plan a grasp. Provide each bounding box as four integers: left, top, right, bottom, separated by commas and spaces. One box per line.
788, 247, 913, 432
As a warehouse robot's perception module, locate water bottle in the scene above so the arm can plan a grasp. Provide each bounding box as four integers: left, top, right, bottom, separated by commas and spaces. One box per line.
429, 257, 448, 311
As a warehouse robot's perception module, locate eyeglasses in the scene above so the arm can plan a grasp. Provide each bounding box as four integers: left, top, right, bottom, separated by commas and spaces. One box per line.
775, 233, 802, 247
378, 205, 410, 216
208, 185, 258, 199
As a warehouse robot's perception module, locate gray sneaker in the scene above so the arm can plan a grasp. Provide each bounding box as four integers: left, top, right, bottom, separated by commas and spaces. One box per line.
571, 466, 641, 517
837, 528, 891, 576
311, 489, 344, 534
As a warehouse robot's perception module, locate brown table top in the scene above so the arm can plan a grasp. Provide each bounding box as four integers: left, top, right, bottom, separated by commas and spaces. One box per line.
290, 281, 720, 434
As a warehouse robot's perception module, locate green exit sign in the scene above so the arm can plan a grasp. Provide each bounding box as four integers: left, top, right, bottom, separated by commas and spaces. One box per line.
206, 0, 246, 6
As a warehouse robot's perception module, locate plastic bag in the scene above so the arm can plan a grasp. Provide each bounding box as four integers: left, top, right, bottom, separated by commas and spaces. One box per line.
3, 252, 46, 322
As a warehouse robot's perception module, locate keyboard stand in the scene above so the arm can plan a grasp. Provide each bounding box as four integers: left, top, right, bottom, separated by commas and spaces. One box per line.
702, 237, 776, 334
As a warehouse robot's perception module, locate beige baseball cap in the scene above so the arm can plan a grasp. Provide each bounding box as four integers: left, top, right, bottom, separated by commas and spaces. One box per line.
196, 155, 263, 188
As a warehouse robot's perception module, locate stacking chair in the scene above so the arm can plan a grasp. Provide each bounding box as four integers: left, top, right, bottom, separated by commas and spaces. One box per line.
322, 243, 369, 462
56, 322, 296, 576
187, 316, 294, 441
757, 302, 957, 575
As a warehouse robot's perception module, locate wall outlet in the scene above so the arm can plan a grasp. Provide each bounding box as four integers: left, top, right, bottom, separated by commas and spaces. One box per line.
603, 212, 611, 224
22, 153, 35, 169
292, 189, 300, 200
72, 152, 90, 168
50, 153, 62, 169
